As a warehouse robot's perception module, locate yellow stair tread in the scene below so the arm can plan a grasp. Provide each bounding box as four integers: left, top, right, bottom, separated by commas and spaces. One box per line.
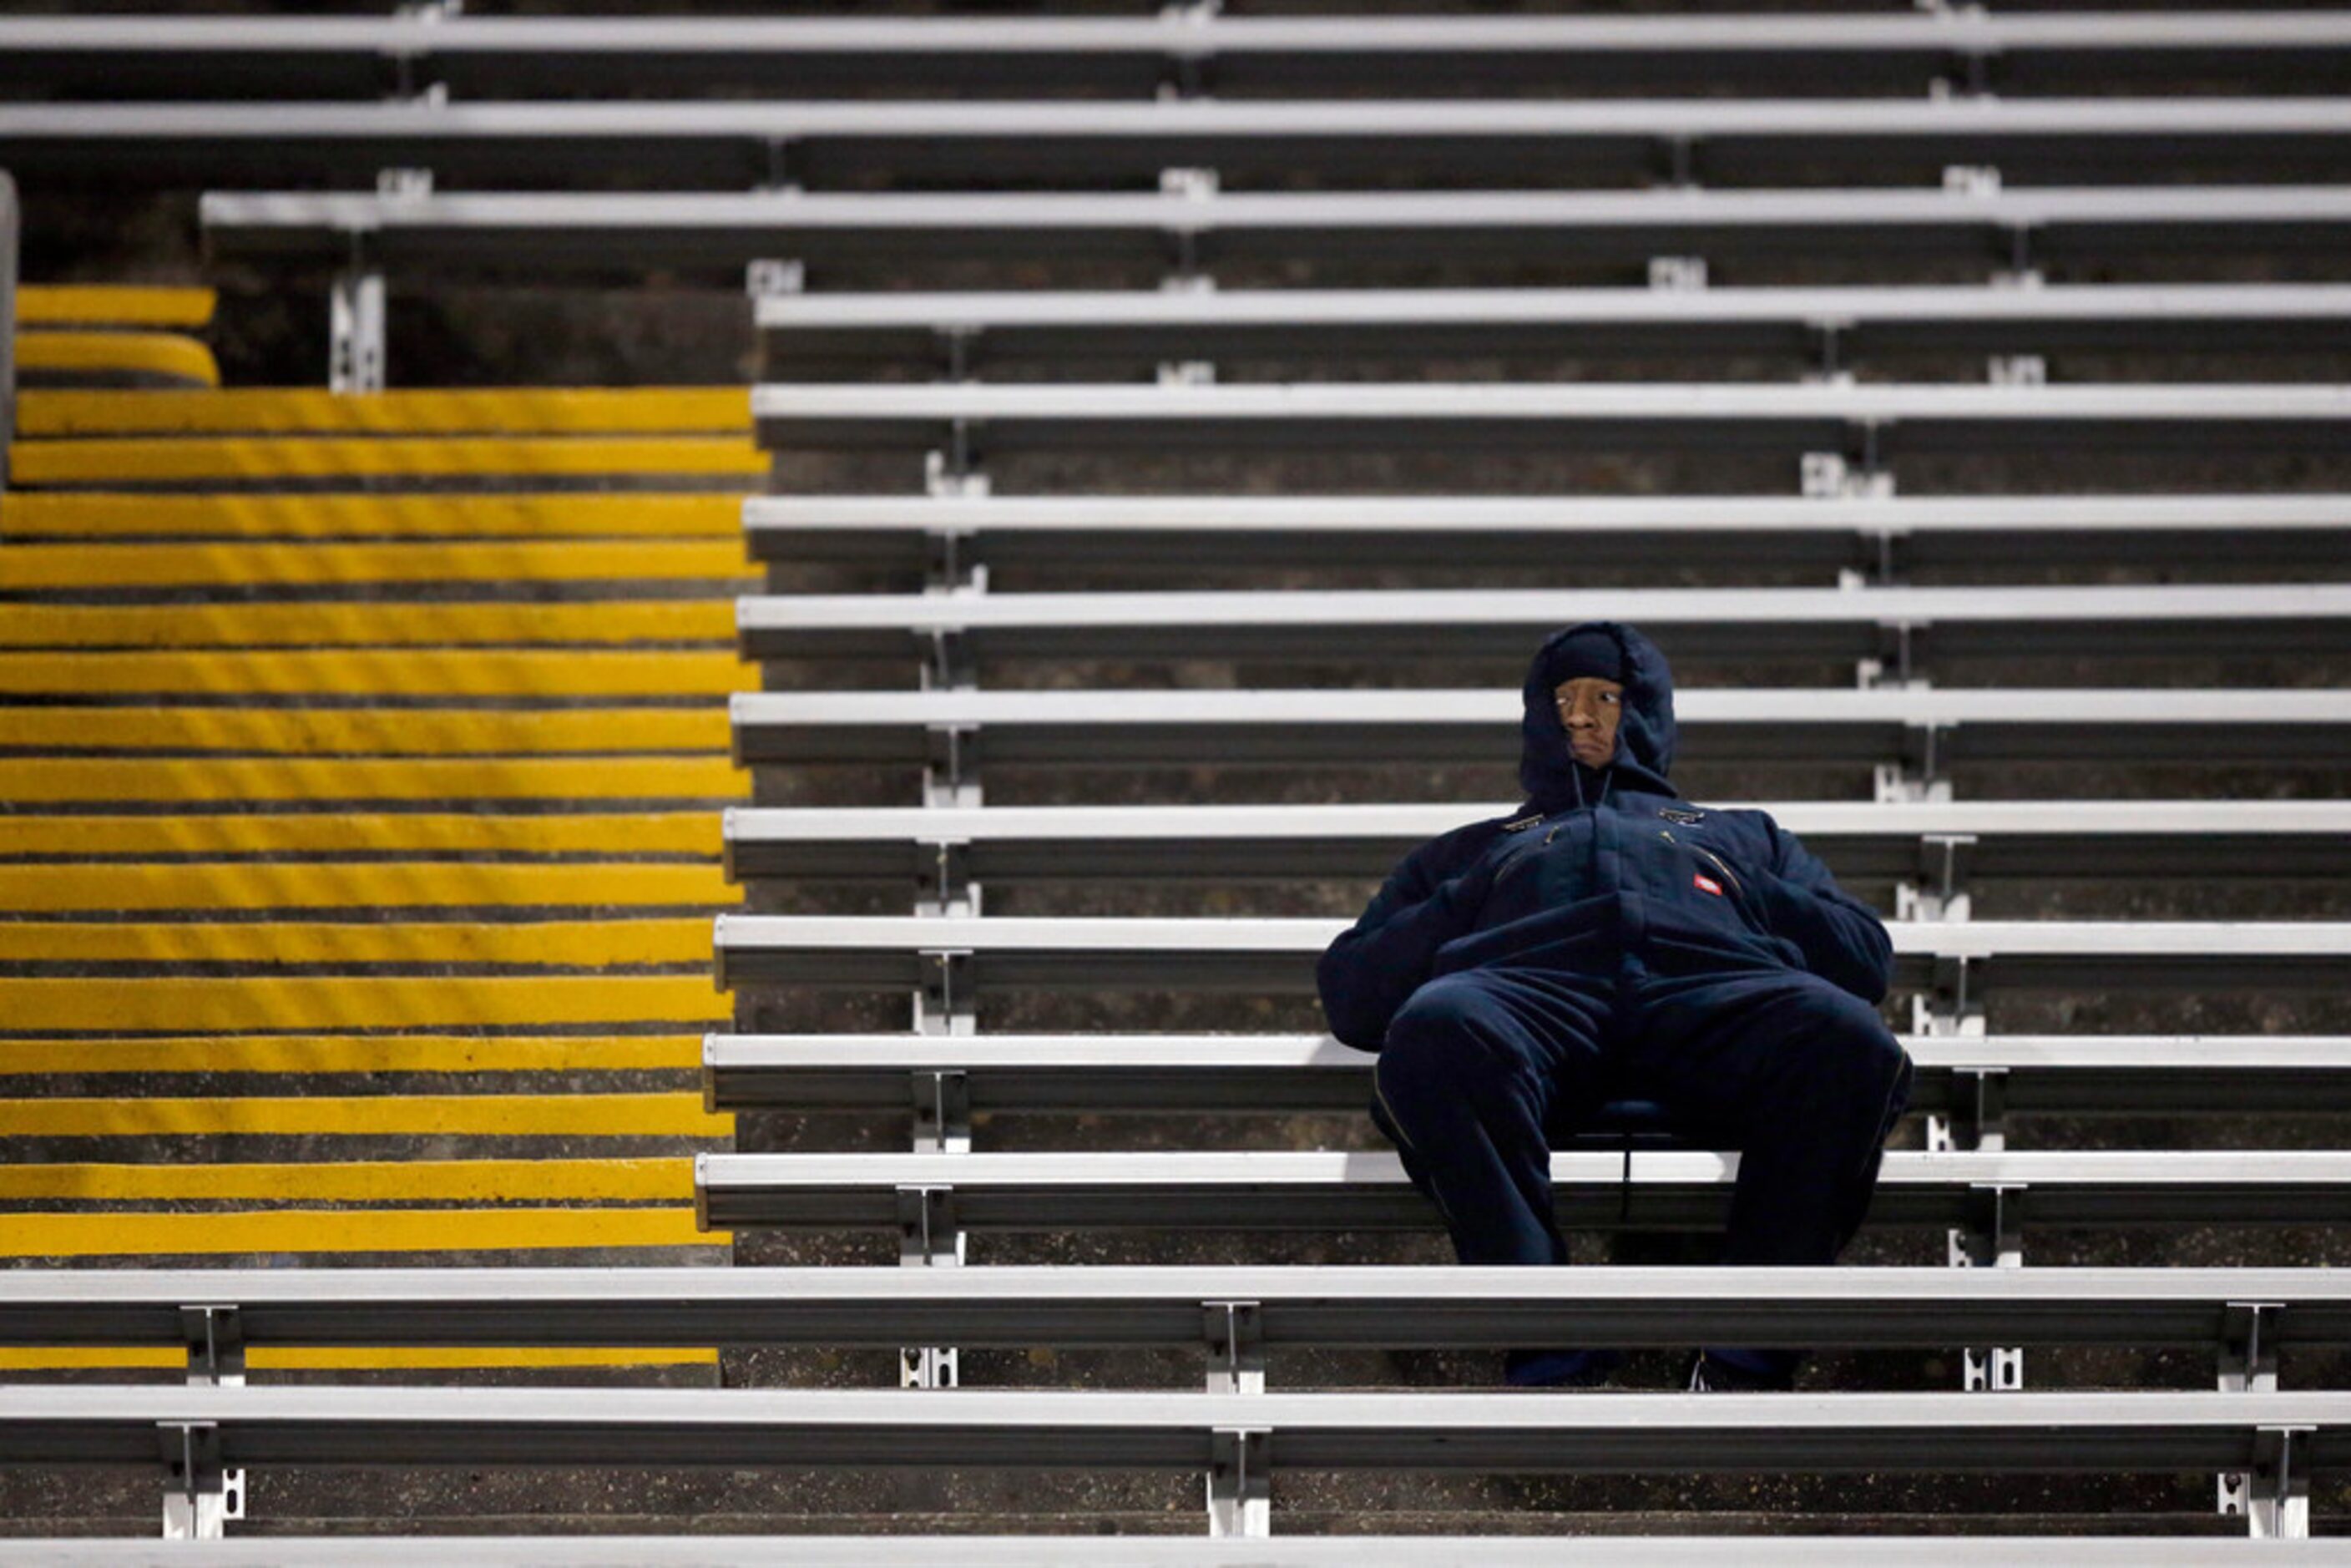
17, 387, 751, 438
0, 1345, 718, 1371
0, 1156, 693, 1201
2, 1207, 718, 1258
0, 862, 736, 913
0, 708, 733, 756
0, 1034, 704, 1076
0, 546, 754, 593
16, 332, 220, 388
0, 649, 756, 696
0, 812, 723, 857
2, 756, 751, 805
15, 286, 215, 330
0, 808, 724, 860
0, 1093, 730, 1138
9, 436, 769, 484
0, 492, 743, 539
0, 917, 713, 965
0, 1034, 704, 1075
0, 975, 727, 1030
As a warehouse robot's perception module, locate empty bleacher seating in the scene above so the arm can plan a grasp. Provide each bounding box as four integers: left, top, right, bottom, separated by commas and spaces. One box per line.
2, 1, 2348, 1548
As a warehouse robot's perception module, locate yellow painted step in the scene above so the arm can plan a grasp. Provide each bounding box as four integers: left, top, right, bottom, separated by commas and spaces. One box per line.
0, 1157, 692, 1202
0, 709, 732, 756
0, 812, 722, 857
0, 975, 726, 1030
0, 492, 743, 539
0, 546, 754, 594
16, 332, 220, 388
17, 387, 751, 438
0, 918, 711, 966
0, 649, 755, 697
0, 1034, 704, 1076
0, 1346, 718, 1372
9, 436, 768, 485
2, 757, 751, 805
0, 1093, 731, 1138
0, 862, 736, 913
3, 1207, 718, 1258
15, 286, 215, 330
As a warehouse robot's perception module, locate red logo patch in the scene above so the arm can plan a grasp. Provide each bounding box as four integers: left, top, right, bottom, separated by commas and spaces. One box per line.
1693, 873, 1724, 897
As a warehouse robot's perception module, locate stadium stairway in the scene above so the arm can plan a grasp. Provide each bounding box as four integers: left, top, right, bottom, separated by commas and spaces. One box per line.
0, 319, 763, 1381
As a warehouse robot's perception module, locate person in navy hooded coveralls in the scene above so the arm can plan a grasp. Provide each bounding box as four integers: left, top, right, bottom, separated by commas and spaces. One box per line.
1317, 621, 1913, 1391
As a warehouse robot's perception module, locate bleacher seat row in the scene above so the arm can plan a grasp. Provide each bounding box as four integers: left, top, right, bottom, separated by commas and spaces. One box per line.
3, 0, 2349, 1547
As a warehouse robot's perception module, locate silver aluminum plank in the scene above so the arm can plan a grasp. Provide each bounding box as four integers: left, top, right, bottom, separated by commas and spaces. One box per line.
741, 492, 2351, 573
701, 1032, 2351, 1120
708, 913, 2351, 994
8, 1264, 2351, 1353
731, 583, 2351, 664
757, 282, 2351, 362
726, 686, 2351, 768
695, 1149, 2351, 1233
8, 1383, 2348, 1474
720, 799, 2351, 883
5, 1540, 2342, 1568
197, 186, 2351, 271
12, 11, 2351, 60
749, 381, 2351, 455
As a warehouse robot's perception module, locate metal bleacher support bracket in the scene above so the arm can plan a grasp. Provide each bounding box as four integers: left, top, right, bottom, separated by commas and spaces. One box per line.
1875, 724, 1951, 806
161, 1305, 246, 1538
2217, 1302, 2288, 1523
1949, 1182, 2025, 1394
2248, 1425, 2314, 1540
895, 1184, 963, 1390
1207, 1425, 1272, 1539
1160, 165, 1219, 289
1204, 1299, 1265, 1396
1897, 832, 1977, 923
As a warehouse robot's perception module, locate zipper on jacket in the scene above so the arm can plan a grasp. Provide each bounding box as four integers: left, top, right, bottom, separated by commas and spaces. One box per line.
1662, 828, 1747, 899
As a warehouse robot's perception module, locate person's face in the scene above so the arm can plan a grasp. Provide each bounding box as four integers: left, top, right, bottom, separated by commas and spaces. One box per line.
1553, 676, 1625, 768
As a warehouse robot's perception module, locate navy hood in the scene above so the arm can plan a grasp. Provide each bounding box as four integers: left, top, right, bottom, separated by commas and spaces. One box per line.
1518, 620, 1679, 811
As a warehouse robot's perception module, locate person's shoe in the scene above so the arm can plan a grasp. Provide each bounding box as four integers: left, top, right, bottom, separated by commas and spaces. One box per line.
1504, 1348, 1623, 1388
1686, 1348, 1797, 1393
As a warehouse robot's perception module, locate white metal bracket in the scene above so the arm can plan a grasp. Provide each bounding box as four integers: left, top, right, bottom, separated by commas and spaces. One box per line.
158, 1421, 244, 1540
913, 948, 976, 1037
1647, 255, 1707, 291
2247, 1424, 2313, 1539
1203, 1300, 1266, 1395
1949, 1182, 2023, 1393
910, 1069, 973, 1155
328, 262, 386, 395
896, 1184, 963, 1388
1898, 832, 1978, 923
1926, 1065, 2007, 1154
1207, 1425, 1272, 1538
2217, 1302, 2287, 1519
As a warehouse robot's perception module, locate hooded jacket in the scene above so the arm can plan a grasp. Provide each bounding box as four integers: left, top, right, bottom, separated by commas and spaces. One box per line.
1317, 621, 1895, 1053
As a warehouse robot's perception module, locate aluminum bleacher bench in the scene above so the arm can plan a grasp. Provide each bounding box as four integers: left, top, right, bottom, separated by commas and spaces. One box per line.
7, 1383, 2343, 1538
7, 10, 2348, 99
726, 688, 2351, 780
741, 493, 2351, 576
757, 284, 2351, 370
719, 801, 2351, 892
196, 186, 2351, 277
731, 584, 2351, 669
747, 382, 2351, 457
0, 1541, 2340, 1567
22, 98, 2351, 188
4, 1262, 2347, 1374
708, 915, 2351, 1035
18, 1544, 2351, 1567
703, 1033, 2351, 1136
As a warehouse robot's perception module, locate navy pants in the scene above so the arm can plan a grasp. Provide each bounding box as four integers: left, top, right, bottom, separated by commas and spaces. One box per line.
1370, 949, 1912, 1367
